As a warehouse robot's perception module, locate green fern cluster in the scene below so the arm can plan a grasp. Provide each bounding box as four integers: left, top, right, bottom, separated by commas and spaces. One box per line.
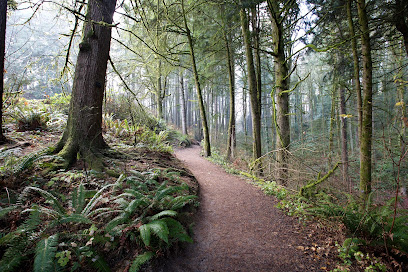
0, 147, 63, 176
0, 169, 197, 272
307, 192, 408, 253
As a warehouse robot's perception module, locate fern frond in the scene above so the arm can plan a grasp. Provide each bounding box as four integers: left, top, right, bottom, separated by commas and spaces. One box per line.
105, 214, 128, 233
20, 187, 65, 214
162, 218, 193, 243
124, 199, 146, 216
34, 234, 59, 272
139, 224, 151, 246
12, 148, 58, 175
123, 189, 145, 199
89, 254, 111, 272
82, 184, 116, 216
0, 206, 16, 219
168, 195, 197, 210
18, 207, 42, 232
154, 185, 187, 202
129, 251, 154, 272
0, 208, 41, 245
149, 210, 177, 221
58, 214, 92, 225
145, 220, 169, 244
87, 207, 116, 218
0, 237, 27, 272
72, 183, 86, 214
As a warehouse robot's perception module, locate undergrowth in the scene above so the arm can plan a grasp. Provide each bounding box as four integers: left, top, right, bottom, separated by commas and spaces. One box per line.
0, 169, 198, 272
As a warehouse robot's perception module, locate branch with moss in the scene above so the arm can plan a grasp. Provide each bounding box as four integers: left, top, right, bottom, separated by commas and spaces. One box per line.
300, 162, 340, 197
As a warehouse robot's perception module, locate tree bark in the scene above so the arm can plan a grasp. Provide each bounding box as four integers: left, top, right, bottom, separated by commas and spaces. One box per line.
55, 0, 117, 169
346, 0, 362, 143
222, 7, 236, 161
182, 0, 211, 156
394, 0, 408, 56
357, 0, 373, 204
156, 60, 164, 119
240, 7, 262, 170
339, 86, 350, 191
0, 0, 7, 144
179, 69, 188, 135
267, 0, 291, 185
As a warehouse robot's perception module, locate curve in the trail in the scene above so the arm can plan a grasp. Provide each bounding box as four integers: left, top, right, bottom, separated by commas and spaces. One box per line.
156, 145, 329, 272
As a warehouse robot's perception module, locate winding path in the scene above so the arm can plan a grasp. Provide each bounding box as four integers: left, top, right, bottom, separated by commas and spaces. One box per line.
156, 145, 333, 272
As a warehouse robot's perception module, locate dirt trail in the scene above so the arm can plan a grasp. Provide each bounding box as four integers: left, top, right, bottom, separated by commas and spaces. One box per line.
155, 145, 334, 272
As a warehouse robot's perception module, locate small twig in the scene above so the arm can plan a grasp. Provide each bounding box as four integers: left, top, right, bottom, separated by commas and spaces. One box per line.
5, 187, 10, 204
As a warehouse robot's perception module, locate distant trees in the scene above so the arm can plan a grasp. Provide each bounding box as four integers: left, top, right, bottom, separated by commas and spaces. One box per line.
181, 0, 211, 156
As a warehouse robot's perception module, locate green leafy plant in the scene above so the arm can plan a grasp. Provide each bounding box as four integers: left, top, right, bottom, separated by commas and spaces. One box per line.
307, 192, 408, 253
0, 169, 197, 272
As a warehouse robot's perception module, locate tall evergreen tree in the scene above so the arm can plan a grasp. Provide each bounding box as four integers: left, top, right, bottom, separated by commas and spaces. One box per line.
55, 0, 117, 169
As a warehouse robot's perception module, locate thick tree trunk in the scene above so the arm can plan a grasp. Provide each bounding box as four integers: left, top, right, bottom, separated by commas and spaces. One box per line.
267, 0, 290, 185
357, 0, 373, 204
179, 69, 188, 135
394, 0, 408, 56
182, 0, 210, 156
240, 7, 262, 169
347, 0, 362, 143
0, 0, 7, 144
55, 0, 117, 169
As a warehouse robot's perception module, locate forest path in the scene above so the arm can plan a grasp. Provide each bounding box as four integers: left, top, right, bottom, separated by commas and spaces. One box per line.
155, 145, 333, 272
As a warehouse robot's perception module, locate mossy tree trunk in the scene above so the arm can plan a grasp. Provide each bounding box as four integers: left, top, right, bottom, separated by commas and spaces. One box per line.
346, 0, 362, 143
339, 86, 350, 190
357, 0, 373, 204
55, 0, 117, 169
182, 0, 211, 156
0, 0, 7, 144
221, 5, 236, 161
156, 60, 164, 119
267, 0, 291, 185
240, 6, 262, 170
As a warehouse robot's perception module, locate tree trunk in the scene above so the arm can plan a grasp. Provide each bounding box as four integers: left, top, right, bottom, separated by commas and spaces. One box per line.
182, 0, 211, 156
267, 0, 291, 185
55, 0, 117, 169
347, 0, 362, 143
224, 19, 236, 161
357, 0, 373, 204
0, 0, 7, 144
156, 60, 163, 119
240, 7, 262, 170
328, 86, 336, 167
179, 69, 188, 135
394, 0, 408, 56
339, 86, 350, 191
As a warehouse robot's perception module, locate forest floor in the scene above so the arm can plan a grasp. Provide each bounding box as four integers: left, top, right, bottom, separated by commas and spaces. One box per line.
153, 145, 342, 272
